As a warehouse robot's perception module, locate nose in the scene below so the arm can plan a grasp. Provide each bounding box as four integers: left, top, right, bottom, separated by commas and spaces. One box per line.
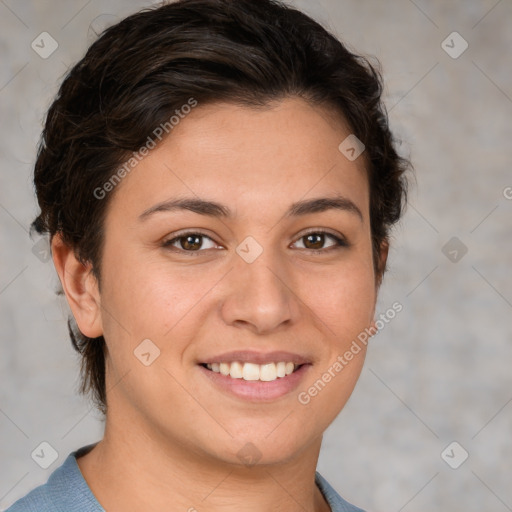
220, 247, 299, 335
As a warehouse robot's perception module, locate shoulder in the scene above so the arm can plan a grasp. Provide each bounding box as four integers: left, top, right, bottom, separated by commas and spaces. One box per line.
4, 444, 103, 512
315, 471, 367, 512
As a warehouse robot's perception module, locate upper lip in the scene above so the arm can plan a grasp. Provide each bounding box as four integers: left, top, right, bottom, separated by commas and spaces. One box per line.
200, 350, 312, 365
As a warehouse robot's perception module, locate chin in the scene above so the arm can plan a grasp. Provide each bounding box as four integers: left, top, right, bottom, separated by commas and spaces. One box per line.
218, 433, 311, 468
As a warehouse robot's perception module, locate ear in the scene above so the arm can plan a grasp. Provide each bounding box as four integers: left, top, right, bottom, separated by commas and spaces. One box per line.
368, 239, 390, 332
375, 239, 389, 291
51, 233, 103, 338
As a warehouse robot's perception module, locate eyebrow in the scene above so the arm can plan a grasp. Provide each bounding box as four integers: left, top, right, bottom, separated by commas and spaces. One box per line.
138, 195, 363, 222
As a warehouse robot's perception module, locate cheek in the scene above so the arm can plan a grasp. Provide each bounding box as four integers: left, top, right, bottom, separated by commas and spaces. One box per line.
98, 255, 224, 381
294, 254, 375, 419
295, 267, 373, 428
100, 239, 376, 354
303, 258, 376, 339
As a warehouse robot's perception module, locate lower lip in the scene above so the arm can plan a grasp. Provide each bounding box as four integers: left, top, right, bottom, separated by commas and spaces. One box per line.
198, 364, 312, 402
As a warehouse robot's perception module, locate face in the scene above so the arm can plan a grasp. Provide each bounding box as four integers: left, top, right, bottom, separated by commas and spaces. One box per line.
91, 97, 382, 465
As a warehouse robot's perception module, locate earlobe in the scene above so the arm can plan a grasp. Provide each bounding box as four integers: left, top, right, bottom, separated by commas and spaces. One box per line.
376, 239, 390, 290
51, 233, 103, 338
369, 239, 390, 336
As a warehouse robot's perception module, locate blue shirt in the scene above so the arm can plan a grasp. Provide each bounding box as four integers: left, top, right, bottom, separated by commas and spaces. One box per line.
5, 444, 366, 512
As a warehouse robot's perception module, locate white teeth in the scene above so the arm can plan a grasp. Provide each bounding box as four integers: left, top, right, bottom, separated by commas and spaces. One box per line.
260, 363, 277, 381
205, 361, 301, 381
219, 362, 230, 376
229, 361, 243, 379
242, 363, 260, 381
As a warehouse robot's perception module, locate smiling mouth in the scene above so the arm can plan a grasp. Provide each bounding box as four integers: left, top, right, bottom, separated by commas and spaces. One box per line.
199, 361, 306, 382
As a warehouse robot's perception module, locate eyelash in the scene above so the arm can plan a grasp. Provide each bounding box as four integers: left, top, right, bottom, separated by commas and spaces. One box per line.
162, 229, 349, 256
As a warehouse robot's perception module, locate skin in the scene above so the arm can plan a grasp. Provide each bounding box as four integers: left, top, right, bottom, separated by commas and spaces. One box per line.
52, 97, 387, 512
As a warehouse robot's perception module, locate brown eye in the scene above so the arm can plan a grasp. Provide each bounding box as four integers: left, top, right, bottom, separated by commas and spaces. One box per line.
293, 230, 348, 253
179, 234, 203, 251
163, 232, 218, 253
303, 233, 326, 250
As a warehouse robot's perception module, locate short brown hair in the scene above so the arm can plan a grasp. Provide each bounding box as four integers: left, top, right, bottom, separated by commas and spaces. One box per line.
31, 0, 411, 414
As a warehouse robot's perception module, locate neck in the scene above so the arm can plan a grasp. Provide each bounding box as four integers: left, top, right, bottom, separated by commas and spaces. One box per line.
77, 412, 331, 512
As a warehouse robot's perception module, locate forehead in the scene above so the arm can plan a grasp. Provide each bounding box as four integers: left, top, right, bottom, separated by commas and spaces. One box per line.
107, 97, 369, 222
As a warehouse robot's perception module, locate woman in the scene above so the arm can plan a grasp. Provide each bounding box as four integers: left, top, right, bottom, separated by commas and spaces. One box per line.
7, 0, 410, 510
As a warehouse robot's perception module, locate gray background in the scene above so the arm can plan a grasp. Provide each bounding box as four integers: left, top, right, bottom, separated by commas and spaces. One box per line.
1, 0, 511, 510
